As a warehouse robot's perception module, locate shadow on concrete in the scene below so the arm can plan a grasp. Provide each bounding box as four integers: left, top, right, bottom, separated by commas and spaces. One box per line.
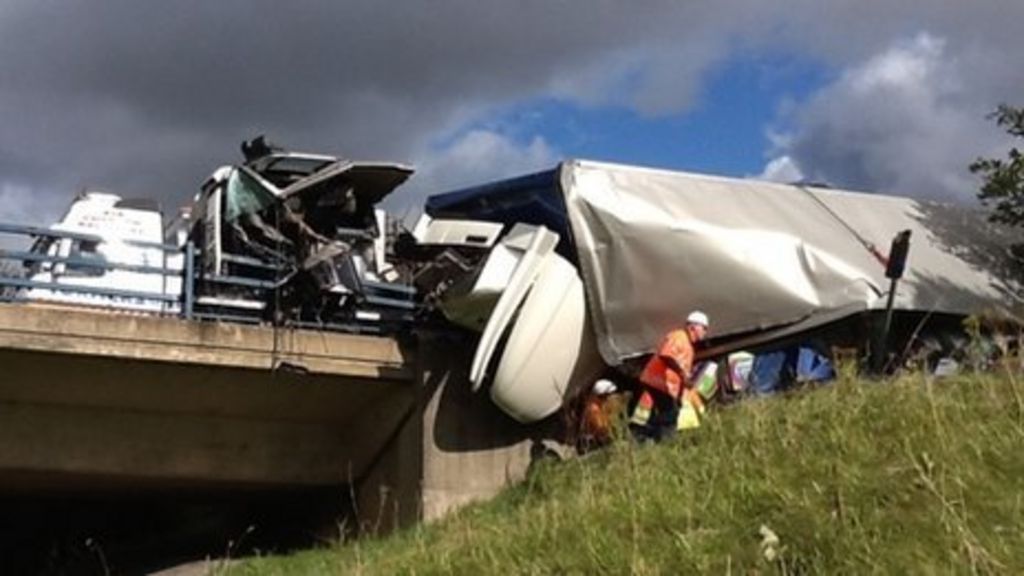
422, 331, 560, 454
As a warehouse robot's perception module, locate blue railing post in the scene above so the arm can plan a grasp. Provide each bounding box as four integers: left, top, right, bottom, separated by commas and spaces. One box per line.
183, 241, 195, 320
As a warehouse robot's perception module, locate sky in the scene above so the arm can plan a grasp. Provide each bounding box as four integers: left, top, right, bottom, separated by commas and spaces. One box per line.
0, 1, 1022, 225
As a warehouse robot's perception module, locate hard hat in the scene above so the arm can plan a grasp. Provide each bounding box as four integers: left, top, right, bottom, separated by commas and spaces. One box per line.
686, 310, 710, 328
592, 378, 618, 396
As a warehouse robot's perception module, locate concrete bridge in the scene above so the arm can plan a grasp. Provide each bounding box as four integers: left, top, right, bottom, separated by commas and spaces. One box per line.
0, 303, 554, 529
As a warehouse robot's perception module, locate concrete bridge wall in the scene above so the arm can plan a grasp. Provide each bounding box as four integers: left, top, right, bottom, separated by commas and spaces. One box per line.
356, 333, 562, 530
0, 303, 415, 492
0, 303, 558, 531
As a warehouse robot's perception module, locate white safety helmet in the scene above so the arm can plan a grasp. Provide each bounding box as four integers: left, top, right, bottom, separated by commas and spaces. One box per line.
686, 310, 710, 328
592, 378, 618, 396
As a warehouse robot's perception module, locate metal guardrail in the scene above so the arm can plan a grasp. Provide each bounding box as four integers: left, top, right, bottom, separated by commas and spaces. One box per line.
0, 276, 181, 302
0, 222, 180, 251
0, 249, 174, 276
0, 222, 253, 321
0, 221, 419, 331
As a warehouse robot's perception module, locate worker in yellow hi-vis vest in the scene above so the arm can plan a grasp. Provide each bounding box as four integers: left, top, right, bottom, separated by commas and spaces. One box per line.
629, 311, 710, 442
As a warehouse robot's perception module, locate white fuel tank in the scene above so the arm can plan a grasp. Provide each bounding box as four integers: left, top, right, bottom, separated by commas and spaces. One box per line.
487, 253, 602, 422
460, 223, 603, 423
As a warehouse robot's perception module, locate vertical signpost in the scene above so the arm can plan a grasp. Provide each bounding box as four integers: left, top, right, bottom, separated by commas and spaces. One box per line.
872, 230, 912, 374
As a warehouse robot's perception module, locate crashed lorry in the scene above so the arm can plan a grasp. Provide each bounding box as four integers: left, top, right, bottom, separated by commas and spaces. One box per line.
421, 160, 1023, 419
1, 139, 1021, 424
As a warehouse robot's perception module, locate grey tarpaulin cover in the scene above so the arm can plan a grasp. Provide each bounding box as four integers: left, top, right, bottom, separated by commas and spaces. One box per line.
558, 160, 1023, 364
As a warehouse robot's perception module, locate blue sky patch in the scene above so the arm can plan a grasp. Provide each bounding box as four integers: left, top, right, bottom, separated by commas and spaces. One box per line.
446, 52, 832, 179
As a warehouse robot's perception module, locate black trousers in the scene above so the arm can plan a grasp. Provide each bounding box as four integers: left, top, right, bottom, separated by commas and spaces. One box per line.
628, 388, 679, 443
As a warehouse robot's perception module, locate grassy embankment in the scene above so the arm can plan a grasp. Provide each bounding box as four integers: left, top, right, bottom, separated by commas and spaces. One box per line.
233, 368, 1024, 574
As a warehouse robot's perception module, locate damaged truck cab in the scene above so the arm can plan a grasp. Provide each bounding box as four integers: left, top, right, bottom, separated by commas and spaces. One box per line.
185, 144, 419, 329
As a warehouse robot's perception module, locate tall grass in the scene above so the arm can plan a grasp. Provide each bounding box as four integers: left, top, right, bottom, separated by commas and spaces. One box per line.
234, 370, 1024, 574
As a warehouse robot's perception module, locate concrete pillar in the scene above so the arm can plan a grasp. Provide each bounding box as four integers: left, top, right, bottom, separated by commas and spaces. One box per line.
354, 331, 568, 530
352, 392, 422, 534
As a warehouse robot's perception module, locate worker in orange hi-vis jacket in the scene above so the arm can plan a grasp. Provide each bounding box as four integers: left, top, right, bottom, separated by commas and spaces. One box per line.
629, 310, 710, 442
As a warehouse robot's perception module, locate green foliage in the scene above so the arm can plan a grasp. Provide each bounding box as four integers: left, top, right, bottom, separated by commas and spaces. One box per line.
234, 372, 1024, 575
971, 104, 1024, 226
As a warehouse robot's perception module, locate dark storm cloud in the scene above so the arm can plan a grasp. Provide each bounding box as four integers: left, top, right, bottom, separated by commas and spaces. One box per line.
0, 1, 735, 218
0, 1, 1022, 222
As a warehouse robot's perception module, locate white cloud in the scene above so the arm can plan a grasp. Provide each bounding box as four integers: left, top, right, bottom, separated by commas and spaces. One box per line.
0, 183, 64, 226
757, 155, 804, 184
383, 130, 558, 221
767, 33, 1014, 202
0, 182, 67, 253
848, 35, 945, 95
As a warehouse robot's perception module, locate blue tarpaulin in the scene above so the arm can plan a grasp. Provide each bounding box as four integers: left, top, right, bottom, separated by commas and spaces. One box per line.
749, 345, 835, 394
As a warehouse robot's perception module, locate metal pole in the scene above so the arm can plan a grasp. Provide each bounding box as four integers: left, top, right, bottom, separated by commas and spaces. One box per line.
873, 276, 900, 374
183, 241, 195, 320
872, 229, 911, 374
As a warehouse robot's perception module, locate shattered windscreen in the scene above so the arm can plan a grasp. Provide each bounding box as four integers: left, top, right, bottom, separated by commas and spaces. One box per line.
224, 168, 278, 223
